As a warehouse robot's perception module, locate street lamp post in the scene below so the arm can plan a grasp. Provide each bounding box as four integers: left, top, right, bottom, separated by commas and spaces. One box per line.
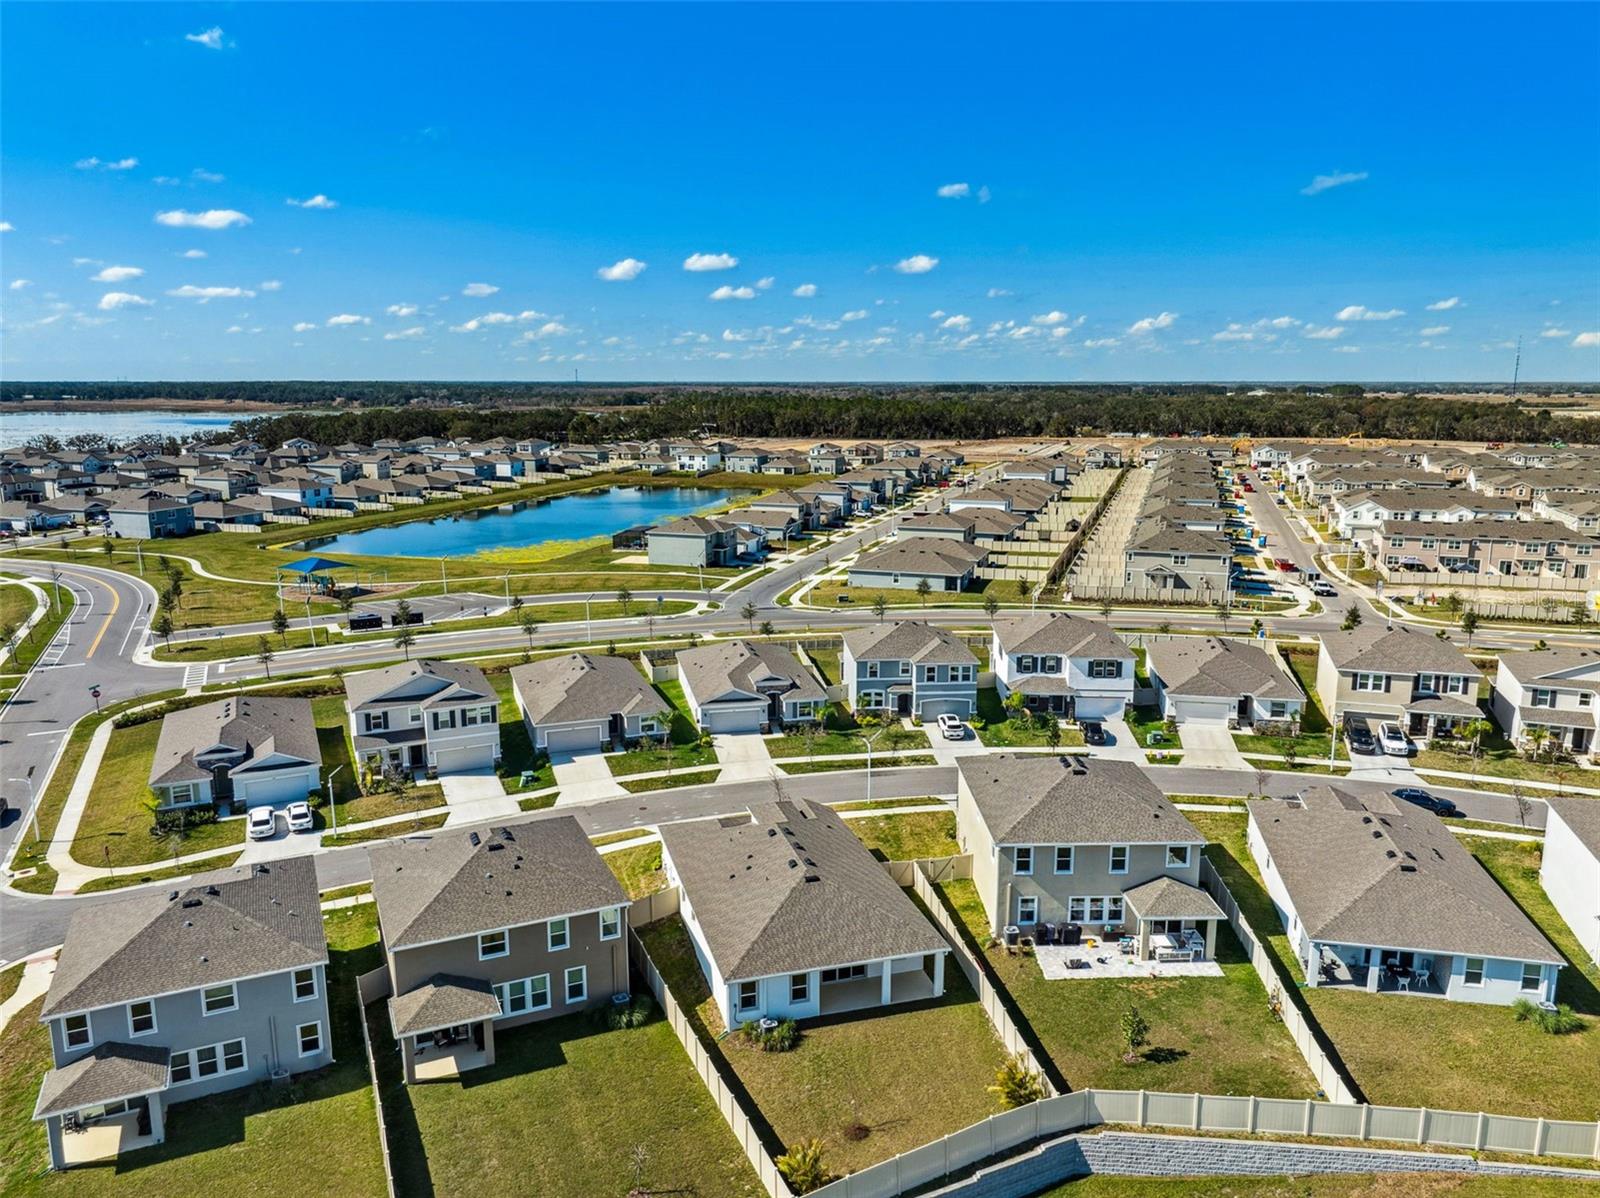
326, 765, 345, 837
856, 725, 889, 804
8, 775, 39, 842
304, 596, 318, 648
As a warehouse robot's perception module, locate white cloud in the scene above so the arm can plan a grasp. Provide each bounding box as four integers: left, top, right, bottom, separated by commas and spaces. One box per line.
596, 257, 647, 282
1420, 325, 1450, 337
1336, 305, 1404, 321
154, 176, 180, 186
450, 319, 485, 333
941, 314, 971, 330
1303, 325, 1345, 340
519, 320, 571, 341
514, 309, 546, 321
259, 279, 282, 291
292, 321, 317, 332
384, 326, 426, 341
326, 313, 370, 326
1212, 324, 1255, 342
978, 186, 991, 204
8, 279, 30, 290
1425, 296, 1461, 311
1262, 316, 1299, 328
709, 285, 756, 301
93, 265, 144, 283
1300, 170, 1368, 196
386, 303, 419, 317
1573, 332, 1600, 349
1541, 327, 1571, 339
185, 26, 225, 49
287, 194, 338, 209
477, 312, 517, 325
1083, 337, 1119, 349
461, 282, 499, 297
841, 309, 868, 321
192, 168, 225, 183
755, 276, 775, 290
936, 182, 970, 198
894, 254, 939, 274
97, 291, 152, 311
75, 156, 139, 171
684, 252, 738, 272
1128, 311, 1178, 335
721, 328, 749, 343
155, 208, 251, 229
986, 287, 1012, 298
0, 222, 13, 233
1032, 311, 1070, 326
167, 284, 255, 300
792, 283, 818, 298
181, 248, 207, 259
225, 325, 243, 334
1333, 345, 1361, 353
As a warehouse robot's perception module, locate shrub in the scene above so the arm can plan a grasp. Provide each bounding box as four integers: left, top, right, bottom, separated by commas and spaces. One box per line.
149, 805, 219, 836
603, 994, 654, 1030
775, 1139, 832, 1194
1514, 997, 1584, 1035
743, 1018, 800, 1052
987, 1053, 1046, 1109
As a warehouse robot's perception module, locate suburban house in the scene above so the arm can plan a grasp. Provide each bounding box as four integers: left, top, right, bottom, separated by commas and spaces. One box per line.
955, 755, 1224, 960
841, 620, 979, 720
1490, 648, 1598, 758
1541, 797, 1600, 967
345, 659, 501, 775
1146, 636, 1305, 731
1122, 522, 1234, 599
676, 640, 827, 732
370, 818, 629, 1084
104, 493, 196, 540
992, 613, 1134, 719
1249, 786, 1563, 1005
1365, 519, 1599, 588
1316, 625, 1482, 747
510, 652, 665, 752
646, 515, 748, 567
848, 535, 987, 592
659, 799, 950, 1027
149, 695, 322, 813
33, 859, 332, 1170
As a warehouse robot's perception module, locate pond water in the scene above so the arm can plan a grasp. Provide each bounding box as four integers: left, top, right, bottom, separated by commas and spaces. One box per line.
0, 407, 251, 444
305, 485, 751, 558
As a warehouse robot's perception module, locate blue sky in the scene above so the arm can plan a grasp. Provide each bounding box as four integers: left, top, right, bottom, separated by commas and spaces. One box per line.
2, 2, 1597, 383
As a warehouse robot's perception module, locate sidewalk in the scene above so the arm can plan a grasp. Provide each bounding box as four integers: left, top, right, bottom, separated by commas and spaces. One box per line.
44, 718, 114, 892
0, 953, 57, 1033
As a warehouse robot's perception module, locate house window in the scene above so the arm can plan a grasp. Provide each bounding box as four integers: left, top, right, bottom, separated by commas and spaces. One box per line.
63, 1014, 91, 1049
202, 983, 238, 1015
1581, 693, 1593, 708
1108, 897, 1125, 923
790, 974, 810, 1004
463, 704, 495, 727
297, 1022, 323, 1057
1018, 655, 1036, 674
128, 1001, 157, 1037
478, 929, 509, 960
548, 917, 570, 951
1464, 957, 1485, 987
1054, 846, 1074, 874
1521, 963, 1543, 992
820, 964, 868, 983
169, 1051, 193, 1084
1017, 895, 1039, 925
1530, 689, 1555, 709
365, 710, 390, 733
167, 782, 195, 805
1166, 845, 1192, 869
1089, 659, 1124, 679
565, 966, 587, 1004
192, 1039, 247, 1080
529, 975, 551, 1010
1013, 846, 1033, 875
1043, 656, 1062, 674
430, 710, 457, 731
600, 907, 622, 940
1353, 673, 1386, 693
1109, 846, 1129, 875
292, 967, 318, 1002
409, 708, 423, 725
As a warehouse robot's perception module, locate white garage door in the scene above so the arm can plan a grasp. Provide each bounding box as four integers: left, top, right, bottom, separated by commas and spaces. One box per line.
1072, 695, 1125, 721
435, 744, 496, 773
544, 725, 604, 752
703, 705, 764, 733
236, 770, 313, 809
1172, 697, 1235, 726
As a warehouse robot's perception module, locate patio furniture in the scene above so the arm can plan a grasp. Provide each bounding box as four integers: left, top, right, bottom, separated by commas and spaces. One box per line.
1118, 937, 1136, 955
1060, 923, 1083, 946
1037, 923, 1056, 945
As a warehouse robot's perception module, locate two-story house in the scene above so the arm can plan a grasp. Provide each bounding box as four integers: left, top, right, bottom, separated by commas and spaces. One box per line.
660, 799, 949, 1028
956, 755, 1224, 960
992, 613, 1134, 720
33, 859, 332, 1170
1316, 625, 1482, 748
676, 640, 827, 733
1250, 786, 1562, 1005
841, 620, 979, 720
344, 659, 501, 775
1542, 797, 1600, 967
646, 515, 742, 567
148, 695, 322, 813
104, 492, 196, 540
370, 818, 629, 1083
1490, 647, 1598, 758
1123, 522, 1233, 599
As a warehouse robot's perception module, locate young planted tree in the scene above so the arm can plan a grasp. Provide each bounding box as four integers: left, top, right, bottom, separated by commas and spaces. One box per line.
1460, 607, 1480, 646
983, 591, 1000, 619
392, 623, 417, 660
1341, 604, 1362, 631
616, 586, 633, 615
520, 613, 539, 655
915, 576, 932, 607
740, 600, 757, 633
759, 620, 775, 637
271, 607, 290, 646
987, 1053, 1046, 1110
256, 635, 275, 679
871, 593, 888, 622
152, 611, 174, 648
1120, 1006, 1151, 1064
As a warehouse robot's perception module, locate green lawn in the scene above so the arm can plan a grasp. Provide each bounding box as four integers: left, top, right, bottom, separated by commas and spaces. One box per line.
0, 906, 387, 1197
76, 852, 246, 894
975, 687, 1085, 748
846, 810, 958, 860
1124, 704, 1182, 750
810, 580, 1002, 608
806, 645, 842, 685
488, 673, 554, 793
777, 753, 938, 775
2, 582, 72, 673
767, 722, 931, 758
0, 963, 23, 1010
367, 964, 759, 1197
1413, 738, 1587, 790
618, 768, 722, 794
638, 914, 1008, 1176
311, 695, 446, 828
0, 581, 39, 632
605, 733, 717, 777
936, 879, 1316, 1099
321, 812, 449, 847
604, 842, 667, 899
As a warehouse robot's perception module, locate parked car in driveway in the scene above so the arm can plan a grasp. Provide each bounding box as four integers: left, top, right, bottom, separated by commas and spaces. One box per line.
246, 806, 278, 840
285, 800, 315, 832
1392, 787, 1459, 817
1377, 722, 1412, 756
1081, 721, 1106, 746
1344, 715, 1377, 755
936, 713, 967, 741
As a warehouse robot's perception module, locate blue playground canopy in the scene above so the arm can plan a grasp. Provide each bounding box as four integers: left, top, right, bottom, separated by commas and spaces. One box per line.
277, 555, 352, 576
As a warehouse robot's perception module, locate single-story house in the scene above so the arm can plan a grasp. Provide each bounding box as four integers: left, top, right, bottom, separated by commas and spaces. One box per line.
149, 695, 322, 812
676, 640, 827, 732
1146, 636, 1306, 730
510, 652, 667, 753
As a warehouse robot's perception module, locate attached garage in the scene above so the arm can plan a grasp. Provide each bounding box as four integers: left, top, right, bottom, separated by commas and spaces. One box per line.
918, 696, 974, 720
701, 704, 765, 734
233, 766, 319, 809
1167, 695, 1236, 725
542, 723, 606, 753
1070, 694, 1126, 721
434, 743, 497, 773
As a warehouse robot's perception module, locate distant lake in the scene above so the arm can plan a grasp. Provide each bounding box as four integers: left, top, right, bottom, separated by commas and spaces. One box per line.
0, 407, 247, 444
306, 485, 752, 558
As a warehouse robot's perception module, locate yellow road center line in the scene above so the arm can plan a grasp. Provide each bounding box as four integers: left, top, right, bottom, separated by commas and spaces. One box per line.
84, 580, 120, 660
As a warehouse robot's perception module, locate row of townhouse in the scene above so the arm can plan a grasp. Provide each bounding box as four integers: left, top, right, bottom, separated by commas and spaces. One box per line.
1360, 517, 1599, 585
1124, 451, 1235, 598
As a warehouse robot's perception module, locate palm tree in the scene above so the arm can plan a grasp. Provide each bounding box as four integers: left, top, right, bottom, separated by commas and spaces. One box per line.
740, 601, 757, 632
256, 635, 274, 678
871, 594, 887, 622
616, 586, 633, 615
520, 613, 539, 654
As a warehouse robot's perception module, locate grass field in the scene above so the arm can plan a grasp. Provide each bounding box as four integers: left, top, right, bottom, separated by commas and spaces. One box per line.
846, 810, 958, 859
604, 842, 667, 898
76, 851, 246, 893
975, 687, 1086, 748
1038, 1174, 1592, 1197
618, 768, 721, 794
1, 582, 71, 672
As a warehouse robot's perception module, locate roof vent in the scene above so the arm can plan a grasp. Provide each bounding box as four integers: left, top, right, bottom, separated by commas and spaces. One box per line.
767, 828, 778, 837
204, 885, 221, 897
181, 897, 203, 909
168, 890, 180, 902
1385, 849, 1397, 859
487, 842, 504, 852
469, 832, 481, 846
1399, 863, 1417, 872
803, 871, 821, 882
787, 858, 798, 869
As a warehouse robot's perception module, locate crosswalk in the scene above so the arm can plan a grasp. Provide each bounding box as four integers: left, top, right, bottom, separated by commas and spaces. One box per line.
182, 663, 208, 691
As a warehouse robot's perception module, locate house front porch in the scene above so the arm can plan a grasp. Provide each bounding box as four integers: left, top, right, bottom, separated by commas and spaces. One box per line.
407, 1021, 495, 1083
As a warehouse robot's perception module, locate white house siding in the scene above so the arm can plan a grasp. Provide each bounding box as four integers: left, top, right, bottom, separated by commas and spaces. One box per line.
233, 763, 320, 809
848, 567, 967, 592
1542, 806, 1600, 967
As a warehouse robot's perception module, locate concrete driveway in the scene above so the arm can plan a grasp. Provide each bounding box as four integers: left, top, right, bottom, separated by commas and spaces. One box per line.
1181, 724, 1250, 771
551, 749, 627, 804
440, 768, 520, 825
713, 732, 776, 783
1095, 714, 1148, 763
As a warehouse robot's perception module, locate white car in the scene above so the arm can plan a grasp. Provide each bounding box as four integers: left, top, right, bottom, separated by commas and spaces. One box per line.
936, 713, 967, 741
285, 800, 314, 833
1309, 580, 1338, 597
1377, 722, 1412, 757
246, 806, 278, 840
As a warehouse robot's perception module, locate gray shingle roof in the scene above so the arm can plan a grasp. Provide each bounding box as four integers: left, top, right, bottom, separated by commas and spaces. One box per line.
1123, 876, 1226, 921
1518, 706, 1596, 730
510, 652, 661, 726
1251, 787, 1562, 964
149, 695, 322, 787
1498, 647, 1600, 690
843, 621, 977, 667
370, 817, 626, 949
1546, 796, 1600, 859
850, 536, 987, 577
995, 612, 1132, 660
958, 755, 1200, 846
34, 1043, 172, 1119
41, 857, 327, 1018
1320, 624, 1477, 676
677, 640, 826, 707
1147, 637, 1304, 702
658, 799, 948, 981
343, 658, 493, 712
388, 973, 502, 1037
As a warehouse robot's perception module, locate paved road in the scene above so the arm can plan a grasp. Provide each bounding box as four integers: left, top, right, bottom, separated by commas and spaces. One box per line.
1237, 471, 1320, 574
